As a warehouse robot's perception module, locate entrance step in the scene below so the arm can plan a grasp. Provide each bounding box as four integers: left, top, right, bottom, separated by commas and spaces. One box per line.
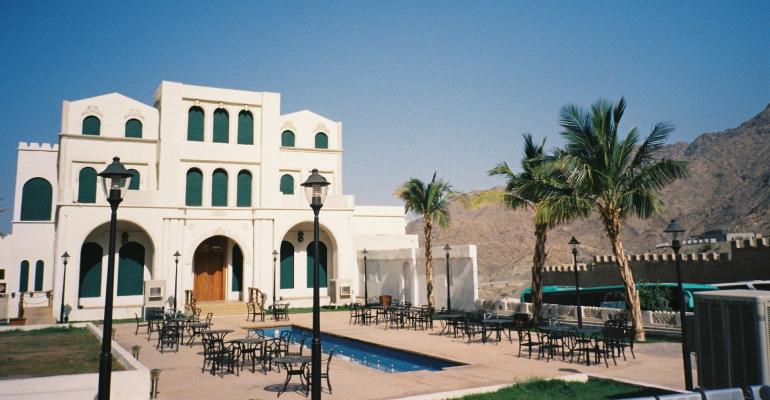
196, 301, 247, 318
24, 306, 57, 325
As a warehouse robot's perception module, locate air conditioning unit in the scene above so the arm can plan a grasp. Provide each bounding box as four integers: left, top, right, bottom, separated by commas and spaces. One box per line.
329, 279, 352, 304
694, 290, 770, 389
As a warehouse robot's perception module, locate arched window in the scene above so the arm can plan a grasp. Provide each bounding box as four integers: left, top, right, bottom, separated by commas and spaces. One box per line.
280, 174, 294, 195
280, 241, 294, 289
213, 108, 229, 143
82, 116, 101, 135
19, 261, 29, 292
212, 168, 228, 206
281, 130, 295, 147
185, 168, 203, 206
34, 260, 44, 291
314, 132, 328, 149
78, 167, 97, 203
20, 178, 52, 221
126, 169, 140, 190
306, 241, 328, 288
231, 245, 243, 292
125, 119, 142, 138
237, 170, 252, 207
237, 110, 253, 145
187, 106, 204, 141
79, 242, 102, 298
117, 242, 145, 296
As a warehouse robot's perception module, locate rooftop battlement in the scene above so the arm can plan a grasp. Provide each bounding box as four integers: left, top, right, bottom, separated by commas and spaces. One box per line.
18, 142, 59, 151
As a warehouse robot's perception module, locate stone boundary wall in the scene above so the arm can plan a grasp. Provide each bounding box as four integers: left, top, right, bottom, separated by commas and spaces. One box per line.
543, 239, 770, 287
475, 299, 684, 329
0, 322, 150, 399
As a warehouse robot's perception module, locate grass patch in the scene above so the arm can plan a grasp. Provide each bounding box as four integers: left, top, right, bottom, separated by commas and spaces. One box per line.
0, 327, 124, 378
453, 378, 672, 400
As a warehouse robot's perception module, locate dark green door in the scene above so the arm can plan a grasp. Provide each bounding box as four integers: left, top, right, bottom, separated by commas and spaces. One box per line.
306, 241, 327, 288
79, 243, 102, 298
117, 242, 145, 296
280, 241, 294, 289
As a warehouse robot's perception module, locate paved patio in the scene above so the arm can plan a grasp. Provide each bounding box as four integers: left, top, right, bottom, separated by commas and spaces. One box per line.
114, 311, 694, 400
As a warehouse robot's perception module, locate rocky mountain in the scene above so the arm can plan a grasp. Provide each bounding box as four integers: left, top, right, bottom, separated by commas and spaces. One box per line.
406, 103, 770, 299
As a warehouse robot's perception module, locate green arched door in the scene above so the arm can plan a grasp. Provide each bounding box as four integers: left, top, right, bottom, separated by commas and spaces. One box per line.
117, 242, 145, 296
306, 241, 327, 288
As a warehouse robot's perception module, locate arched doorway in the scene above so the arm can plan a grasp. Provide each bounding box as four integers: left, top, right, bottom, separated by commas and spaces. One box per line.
193, 236, 227, 301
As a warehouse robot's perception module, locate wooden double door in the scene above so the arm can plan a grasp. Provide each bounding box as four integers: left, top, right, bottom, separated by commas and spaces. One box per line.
194, 237, 226, 301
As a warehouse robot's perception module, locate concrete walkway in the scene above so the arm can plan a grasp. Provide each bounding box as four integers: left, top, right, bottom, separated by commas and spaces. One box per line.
114, 311, 693, 400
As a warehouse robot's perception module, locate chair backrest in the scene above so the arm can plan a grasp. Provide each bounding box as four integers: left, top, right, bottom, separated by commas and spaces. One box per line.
205, 312, 213, 324
194, 307, 202, 321
701, 388, 746, 400
135, 313, 141, 323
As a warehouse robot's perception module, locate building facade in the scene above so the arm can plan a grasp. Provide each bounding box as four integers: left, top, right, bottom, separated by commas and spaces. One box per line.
1, 81, 419, 321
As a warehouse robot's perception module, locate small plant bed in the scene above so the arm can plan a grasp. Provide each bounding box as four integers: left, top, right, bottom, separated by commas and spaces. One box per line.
454, 378, 673, 400
0, 327, 124, 378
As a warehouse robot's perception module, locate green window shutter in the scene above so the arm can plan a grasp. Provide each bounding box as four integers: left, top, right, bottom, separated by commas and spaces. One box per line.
212, 169, 228, 206
280, 241, 294, 289
281, 130, 295, 147
213, 108, 229, 143
306, 241, 327, 288
117, 242, 144, 296
19, 261, 29, 292
125, 119, 142, 138
20, 178, 52, 221
280, 174, 294, 195
34, 260, 44, 291
82, 116, 101, 135
231, 245, 243, 292
314, 133, 328, 149
187, 107, 204, 141
237, 170, 252, 207
127, 169, 140, 190
79, 243, 102, 298
237, 111, 253, 145
185, 168, 202, 206
78, 167, 97, 203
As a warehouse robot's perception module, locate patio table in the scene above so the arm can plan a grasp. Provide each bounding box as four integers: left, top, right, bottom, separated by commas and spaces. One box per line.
185, 322, 212, 345
273, 355, 312, 396
481, 318, 515, 343
206, 329, 234, 342
434, 313, 465, 336
539, 324, 603, 365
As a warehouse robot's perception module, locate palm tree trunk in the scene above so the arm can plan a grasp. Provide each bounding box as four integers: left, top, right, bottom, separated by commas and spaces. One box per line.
604, 215, 646, 341
531, 223, 548, 325
423, 222, 435, 308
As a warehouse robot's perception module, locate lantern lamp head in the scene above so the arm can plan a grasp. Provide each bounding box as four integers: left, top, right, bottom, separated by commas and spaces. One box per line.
300, 169, 330, 207
664, 219, 686, 241
98, 157, 131, 196
569, 236, 580, 252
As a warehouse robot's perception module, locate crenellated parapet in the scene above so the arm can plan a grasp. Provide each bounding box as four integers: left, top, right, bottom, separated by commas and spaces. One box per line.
543, 263, 588, 272
731, 237, 770, 249
18, 142, 59, 151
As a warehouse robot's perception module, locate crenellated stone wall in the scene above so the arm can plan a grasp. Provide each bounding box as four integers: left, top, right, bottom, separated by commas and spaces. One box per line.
543, 238, 770, 286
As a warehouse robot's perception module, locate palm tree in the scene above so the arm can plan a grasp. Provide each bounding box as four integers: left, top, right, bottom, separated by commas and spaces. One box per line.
550, 97, 688, 340
395, 172, 458, 308
472, 134, 574, 324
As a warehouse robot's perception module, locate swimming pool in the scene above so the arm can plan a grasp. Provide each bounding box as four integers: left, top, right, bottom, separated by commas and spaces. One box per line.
262, 325, 462, 373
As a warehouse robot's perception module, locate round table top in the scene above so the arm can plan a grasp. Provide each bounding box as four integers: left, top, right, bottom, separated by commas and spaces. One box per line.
229, 337, 268, 344
273, 355, 312, 364
207, 329, 234, 334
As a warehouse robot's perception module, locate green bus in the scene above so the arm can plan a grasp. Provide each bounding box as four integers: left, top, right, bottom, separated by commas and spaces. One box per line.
519, 283, 719, 311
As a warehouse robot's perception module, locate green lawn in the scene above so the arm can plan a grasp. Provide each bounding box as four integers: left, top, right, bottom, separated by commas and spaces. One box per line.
0, 327, 124, 378
453, 378, 672, 400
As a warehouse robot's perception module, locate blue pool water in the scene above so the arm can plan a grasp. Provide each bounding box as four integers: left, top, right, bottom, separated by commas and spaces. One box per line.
263, 325, 461, 373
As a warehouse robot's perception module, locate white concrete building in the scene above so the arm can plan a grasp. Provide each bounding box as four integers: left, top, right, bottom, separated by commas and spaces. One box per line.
0, 81, 432, 322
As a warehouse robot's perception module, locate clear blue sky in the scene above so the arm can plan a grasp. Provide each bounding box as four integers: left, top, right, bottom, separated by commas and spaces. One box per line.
1, 1, 769, 232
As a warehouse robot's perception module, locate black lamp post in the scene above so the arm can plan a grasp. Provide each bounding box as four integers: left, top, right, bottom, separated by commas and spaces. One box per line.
362, 249, 368, 305
301, 168, 329, 400
272, 249, 278, 318
97, 157, 132, 400
664, 219, 693, 391
173, 251, 181, 311
569, 237, 583, 328
59, 251, 70, 323
444, 244, 452, 312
